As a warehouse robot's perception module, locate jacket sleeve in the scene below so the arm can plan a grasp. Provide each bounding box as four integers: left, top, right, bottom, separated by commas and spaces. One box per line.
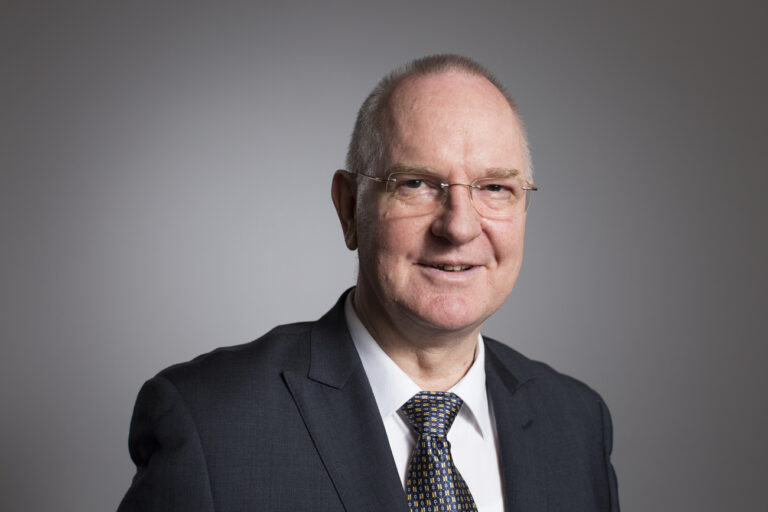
599, 397, 620, 512
118, 376, 215, 512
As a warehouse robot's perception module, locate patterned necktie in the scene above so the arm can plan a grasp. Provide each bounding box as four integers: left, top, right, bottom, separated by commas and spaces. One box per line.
400, 391, 478, 512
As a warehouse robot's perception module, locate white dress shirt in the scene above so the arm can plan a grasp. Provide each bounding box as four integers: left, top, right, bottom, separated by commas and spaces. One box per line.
344, 294, 505, 512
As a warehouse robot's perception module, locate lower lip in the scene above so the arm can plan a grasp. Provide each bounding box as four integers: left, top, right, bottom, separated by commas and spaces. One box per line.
417, 264, 482, 282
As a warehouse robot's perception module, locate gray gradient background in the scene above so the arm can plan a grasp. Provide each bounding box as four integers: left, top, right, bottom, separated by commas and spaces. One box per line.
2, 1, 766, 510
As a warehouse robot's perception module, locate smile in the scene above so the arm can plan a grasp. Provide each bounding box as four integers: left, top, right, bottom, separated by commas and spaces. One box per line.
428, 264, 474, 272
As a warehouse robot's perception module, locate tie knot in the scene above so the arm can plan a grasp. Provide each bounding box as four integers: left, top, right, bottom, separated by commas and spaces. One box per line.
400, 391, 463, 438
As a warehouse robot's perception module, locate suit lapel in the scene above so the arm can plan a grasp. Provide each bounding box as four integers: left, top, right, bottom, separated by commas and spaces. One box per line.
283, 293, 409, 512
485, 342, 549, 512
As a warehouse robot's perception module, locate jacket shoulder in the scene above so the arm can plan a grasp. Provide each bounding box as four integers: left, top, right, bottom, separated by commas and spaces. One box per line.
153, 320, 314, 397
484, 337, 608, 407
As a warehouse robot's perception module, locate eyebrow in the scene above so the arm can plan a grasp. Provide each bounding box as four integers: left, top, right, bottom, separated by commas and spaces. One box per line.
484, 168, 521, 178
388, 164, 521, 179
388, 164, 435, 174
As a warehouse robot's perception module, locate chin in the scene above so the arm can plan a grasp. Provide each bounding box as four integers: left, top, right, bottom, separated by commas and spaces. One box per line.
405, 295, 487, 333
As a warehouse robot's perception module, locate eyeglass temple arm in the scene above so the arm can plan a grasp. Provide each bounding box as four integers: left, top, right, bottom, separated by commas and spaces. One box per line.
342, 170, 396, 184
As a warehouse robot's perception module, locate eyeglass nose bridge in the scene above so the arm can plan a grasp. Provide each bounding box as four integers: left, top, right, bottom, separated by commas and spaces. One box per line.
437, 181, 484, 212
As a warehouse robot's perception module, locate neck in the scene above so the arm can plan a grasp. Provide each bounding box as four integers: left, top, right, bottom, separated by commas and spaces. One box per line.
352, 289, 480, 391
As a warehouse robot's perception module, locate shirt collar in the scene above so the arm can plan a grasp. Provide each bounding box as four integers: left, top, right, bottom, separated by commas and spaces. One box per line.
449, 332, 492, 439
344, 292, 492, 438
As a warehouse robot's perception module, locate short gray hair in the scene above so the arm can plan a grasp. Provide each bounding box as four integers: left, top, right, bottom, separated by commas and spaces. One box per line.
345, 54, 533, 181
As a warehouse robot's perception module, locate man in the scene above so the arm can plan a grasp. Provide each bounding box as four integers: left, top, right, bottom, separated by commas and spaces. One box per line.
119, 54, 619, 511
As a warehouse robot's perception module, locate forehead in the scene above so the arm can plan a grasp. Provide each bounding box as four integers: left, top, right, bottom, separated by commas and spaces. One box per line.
387, 71, 525, 175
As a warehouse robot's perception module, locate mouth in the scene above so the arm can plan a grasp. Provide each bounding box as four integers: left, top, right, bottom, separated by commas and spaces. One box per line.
423, 263, 475, 272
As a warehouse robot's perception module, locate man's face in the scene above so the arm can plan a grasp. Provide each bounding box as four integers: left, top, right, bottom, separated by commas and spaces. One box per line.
353, 71, 529, 338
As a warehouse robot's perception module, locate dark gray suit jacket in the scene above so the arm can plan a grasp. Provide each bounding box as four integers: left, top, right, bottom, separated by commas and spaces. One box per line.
118, 292, 619, 511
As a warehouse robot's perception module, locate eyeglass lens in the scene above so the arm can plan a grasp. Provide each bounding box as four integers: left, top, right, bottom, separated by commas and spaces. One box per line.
384, 172, 532, 219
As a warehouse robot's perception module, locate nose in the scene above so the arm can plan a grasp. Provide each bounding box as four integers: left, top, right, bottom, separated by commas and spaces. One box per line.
430, 184, 483, 245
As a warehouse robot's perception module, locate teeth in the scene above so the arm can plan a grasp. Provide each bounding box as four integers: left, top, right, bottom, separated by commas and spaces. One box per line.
432, 264, 472, 272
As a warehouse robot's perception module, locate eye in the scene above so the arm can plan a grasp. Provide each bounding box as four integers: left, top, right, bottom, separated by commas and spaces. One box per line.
482, 183, 506, 193
389, 173, 442, 200
474, 178, 523, 202
479, 182, 514, 195
402, 179, 425, 189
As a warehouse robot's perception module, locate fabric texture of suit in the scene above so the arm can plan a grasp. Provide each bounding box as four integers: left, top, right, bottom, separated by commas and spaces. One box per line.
118, 291, 620, 511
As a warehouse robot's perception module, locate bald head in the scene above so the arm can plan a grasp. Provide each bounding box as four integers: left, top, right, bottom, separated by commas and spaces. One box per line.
346, 54, 533, 181
387, 71, 526, 177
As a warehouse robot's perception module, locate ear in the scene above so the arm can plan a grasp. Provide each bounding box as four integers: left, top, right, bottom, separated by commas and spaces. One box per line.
331, 170, 358, 250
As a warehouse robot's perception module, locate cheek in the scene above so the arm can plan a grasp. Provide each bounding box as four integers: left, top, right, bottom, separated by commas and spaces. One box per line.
374, 220, 423, 271
376, 210, 430, 251
487, 222, 526, 288
357, 210, 425, 277
487, 219, 525, 257
373, 222, 434, 293
354, 195, 387, 260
